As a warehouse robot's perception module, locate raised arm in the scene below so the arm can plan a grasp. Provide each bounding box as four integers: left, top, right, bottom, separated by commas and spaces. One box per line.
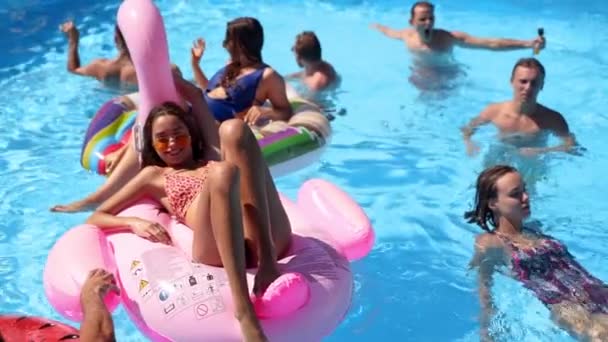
450, 31, 543, 52
190, 38, 210, 89
370, 23, 404, 40
173, 74, 221, 160
461, 104, 495, 156
60, 21, 109, 79
85, 166, 171, 244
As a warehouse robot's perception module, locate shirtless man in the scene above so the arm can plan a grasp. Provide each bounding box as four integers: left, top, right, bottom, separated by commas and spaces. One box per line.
60, 21, 136, 86
462, 58, 575, 157
371, 2, 545, 57
286, 31, 338, 92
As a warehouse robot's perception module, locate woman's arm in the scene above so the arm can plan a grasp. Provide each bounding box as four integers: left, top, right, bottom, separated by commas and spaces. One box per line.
261, 69, 294, 121
470, 235, 502, 342
85, 167, 171, 244
173, 74, 221, 160
478, 259, 496, 342
190, 38, 209, 89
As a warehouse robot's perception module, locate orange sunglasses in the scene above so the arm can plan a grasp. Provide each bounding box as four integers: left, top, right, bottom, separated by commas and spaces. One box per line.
153, 133, 191, 152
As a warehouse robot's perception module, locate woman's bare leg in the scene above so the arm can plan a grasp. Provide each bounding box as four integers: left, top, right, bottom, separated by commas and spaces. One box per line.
218, 119, 291, 295
187, 161, 267, 342
50, 137, 140, 212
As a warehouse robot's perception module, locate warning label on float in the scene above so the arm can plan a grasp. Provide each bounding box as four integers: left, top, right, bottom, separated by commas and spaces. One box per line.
139, 248, 228, 320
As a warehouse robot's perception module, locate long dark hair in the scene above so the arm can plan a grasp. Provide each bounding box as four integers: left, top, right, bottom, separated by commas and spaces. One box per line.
464, 165, 518, 232
141, 102, 206, 167
220, 17, 264, 89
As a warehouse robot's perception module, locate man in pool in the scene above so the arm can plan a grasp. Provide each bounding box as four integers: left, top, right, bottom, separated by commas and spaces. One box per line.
286, 31, 338, 92
370, 2, 545, 57
461, 57, 575, 157
59, 20, 136, 86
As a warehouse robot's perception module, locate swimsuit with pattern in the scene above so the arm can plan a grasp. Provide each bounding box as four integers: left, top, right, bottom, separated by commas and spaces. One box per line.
500, 231, 608, 314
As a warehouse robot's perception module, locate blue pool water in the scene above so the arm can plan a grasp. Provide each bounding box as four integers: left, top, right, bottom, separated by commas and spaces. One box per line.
1, 0, 608, 341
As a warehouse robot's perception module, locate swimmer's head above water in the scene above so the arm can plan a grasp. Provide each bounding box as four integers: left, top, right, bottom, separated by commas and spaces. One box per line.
222, 17, 264, 67
292, 31, 322, 67
510, 57, 545, 104
464, 165, 531, 232
221, 17, 265, 89
409, 1, 435, 42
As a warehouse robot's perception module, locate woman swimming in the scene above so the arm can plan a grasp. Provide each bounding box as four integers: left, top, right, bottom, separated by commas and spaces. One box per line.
85, 88, 291, 341
190, 17, 293, 124
467, 165, 608, 342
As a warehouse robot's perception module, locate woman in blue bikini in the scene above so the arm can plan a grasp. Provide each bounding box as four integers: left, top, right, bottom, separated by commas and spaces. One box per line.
467, 165, 608, 341
190, 17, 293, 125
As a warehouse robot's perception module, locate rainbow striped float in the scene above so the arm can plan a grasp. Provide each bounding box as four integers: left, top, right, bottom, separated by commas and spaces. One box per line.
80, 93, 330, 177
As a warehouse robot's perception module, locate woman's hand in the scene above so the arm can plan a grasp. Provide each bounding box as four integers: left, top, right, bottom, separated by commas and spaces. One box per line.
128, 217, 172, 245
50, 199, 94, 213
191, 38, 206, 65
244, 105, 269, 125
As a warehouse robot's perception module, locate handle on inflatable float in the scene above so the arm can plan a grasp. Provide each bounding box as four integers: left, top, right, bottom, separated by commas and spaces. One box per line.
43, 225, 121, 321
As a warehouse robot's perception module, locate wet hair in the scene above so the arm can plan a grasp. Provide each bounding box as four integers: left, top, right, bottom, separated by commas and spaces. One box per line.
510, 57, 545, 81
410, 1, 434, 20
141, 102, 206, 167
114, 25, 130, 58
464, 165, 518, 232
221, 17, 264, 89
293, 31, 322, 62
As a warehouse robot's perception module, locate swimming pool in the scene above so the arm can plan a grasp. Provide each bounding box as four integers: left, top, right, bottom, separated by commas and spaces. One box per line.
1, 0, 607, 340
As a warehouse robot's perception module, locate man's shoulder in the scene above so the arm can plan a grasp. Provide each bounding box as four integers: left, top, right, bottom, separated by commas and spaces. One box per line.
538, 103, 563, 117
481, 101, 507, 116
401, 28, 417, 39
435, 28, 453, 36
537, 104, 569, 130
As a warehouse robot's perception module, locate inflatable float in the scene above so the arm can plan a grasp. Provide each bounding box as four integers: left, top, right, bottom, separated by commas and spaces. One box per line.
0, 315, 80, 341
44, 179, 374, 341
81, 92, 330, 178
